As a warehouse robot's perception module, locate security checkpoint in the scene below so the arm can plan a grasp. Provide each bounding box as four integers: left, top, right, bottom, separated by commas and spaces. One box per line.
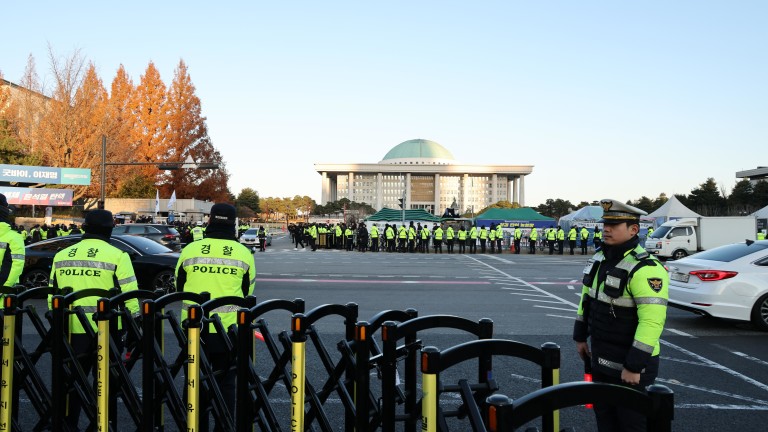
0, 284, 674, 431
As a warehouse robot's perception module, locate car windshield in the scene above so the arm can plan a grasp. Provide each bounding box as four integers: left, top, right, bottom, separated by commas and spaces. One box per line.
690, 242, 768, 262
650, 226, 671, 238
245, 229, 258, 235
114, 235, 173, 254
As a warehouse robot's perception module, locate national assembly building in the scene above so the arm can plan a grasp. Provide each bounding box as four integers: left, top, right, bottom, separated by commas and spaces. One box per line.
314, 139, 533, 215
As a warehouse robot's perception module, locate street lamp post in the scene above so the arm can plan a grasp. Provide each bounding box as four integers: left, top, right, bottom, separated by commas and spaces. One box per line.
98, 135, 219, 209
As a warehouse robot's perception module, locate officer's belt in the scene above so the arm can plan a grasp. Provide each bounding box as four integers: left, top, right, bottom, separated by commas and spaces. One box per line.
11, 254, 24, 260
596, 356, 648, 373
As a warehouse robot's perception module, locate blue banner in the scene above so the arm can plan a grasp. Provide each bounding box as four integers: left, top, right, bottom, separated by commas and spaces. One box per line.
0, 164, 91, 185
0, 187, 73, 206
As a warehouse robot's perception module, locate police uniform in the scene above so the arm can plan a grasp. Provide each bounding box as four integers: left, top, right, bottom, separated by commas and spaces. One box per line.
48, 209, 139, 429
191, 223, 205, 241
0, 195, 25, 289
573, 199, 668, 432
175, 203, 256, 430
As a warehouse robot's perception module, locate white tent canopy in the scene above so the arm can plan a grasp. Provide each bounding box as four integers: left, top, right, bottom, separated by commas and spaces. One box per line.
753, 204, 768, 218
647, 196, 701, 224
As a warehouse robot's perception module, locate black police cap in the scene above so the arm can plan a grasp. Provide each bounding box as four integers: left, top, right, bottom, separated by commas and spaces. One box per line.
84, 210, 115, 229
209, 203, 237, 226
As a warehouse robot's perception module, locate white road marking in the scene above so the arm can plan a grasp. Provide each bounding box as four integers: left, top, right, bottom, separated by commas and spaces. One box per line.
567, 285, 575, 290
675, 404, 768, 410
665, 328, 695, 338
510, 373, 541, 383
523, 299, 568, 304
547, 314, 575, 320
500, 287, 537, 291
661, 340, 768, 393
657, 378, 768, 406
731, 351, 768, 368
534, 305, 577, 312
508, 292, 551, 298
659, 356, 713, 367
465, 255, 579, 309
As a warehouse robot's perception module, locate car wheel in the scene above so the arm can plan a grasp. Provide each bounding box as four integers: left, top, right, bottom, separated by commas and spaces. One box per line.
22, 269, 49, 288
672, 249, 688, 260
750, 293, 768, 332
151, 270, 176, 294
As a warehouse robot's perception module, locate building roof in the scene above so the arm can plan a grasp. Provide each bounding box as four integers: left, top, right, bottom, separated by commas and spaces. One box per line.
475, 207, 554, 221
380, 139, 455, 164
366, 208, 443, 222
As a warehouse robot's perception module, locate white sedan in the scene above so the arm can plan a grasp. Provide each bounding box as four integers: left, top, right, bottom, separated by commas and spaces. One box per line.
239, 228, 272, 249
667, 240, 768, 331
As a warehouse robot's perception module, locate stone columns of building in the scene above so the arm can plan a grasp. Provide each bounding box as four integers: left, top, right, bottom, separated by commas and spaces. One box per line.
519, 175, 525, 206
330, 175, 338, 202
348, 172, 355, 202
462, 173, 469, 215
376, 173, 383, 210
513, 176, 519, 205
434, 173, 441, 215
405, 173, 412, 209
492, 174, 498, 204
507, 177, 514, 203
321, 172, 329, 205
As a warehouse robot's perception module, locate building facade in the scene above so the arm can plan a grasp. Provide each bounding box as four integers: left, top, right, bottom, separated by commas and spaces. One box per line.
315, 139, 533, 215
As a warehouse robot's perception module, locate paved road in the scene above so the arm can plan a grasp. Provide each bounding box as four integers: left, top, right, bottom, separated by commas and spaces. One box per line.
251, 233, 768, 431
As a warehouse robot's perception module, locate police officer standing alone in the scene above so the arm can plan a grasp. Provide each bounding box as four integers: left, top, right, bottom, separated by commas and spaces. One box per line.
175, 203, 256, 431
48, 209, 139, 429
0, 194, 25, 289
573, 199, 668, 432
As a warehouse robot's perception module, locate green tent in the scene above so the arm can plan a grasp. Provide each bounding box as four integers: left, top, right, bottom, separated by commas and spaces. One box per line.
366, 208, 443, 222
475, 207, 554, 221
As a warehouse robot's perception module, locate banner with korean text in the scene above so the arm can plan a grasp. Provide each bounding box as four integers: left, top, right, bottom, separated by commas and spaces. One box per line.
0, 187, 73, 206
0, 164, 91, 185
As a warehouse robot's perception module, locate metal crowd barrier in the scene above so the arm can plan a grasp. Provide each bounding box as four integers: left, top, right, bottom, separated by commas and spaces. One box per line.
486, 382, 674, 432
420, 340, 561, 432
0, 285, 674, 432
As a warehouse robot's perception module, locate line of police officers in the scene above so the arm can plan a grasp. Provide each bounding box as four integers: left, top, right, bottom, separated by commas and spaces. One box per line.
287, 221, 606, 255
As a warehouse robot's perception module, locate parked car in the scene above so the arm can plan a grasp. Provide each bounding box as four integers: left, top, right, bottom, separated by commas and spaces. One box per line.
239, 228, 272, 249
111, 223, 181, 251
21, 234, 180, 293
667, 240, 768, 331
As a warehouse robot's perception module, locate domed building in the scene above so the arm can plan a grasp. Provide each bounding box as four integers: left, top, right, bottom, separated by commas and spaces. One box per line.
315, 139, 533, 214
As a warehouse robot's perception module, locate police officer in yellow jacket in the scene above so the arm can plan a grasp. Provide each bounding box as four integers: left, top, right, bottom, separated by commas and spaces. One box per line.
574, 199, 668, 432
48, 209, 139, 429
175, 203, 256, 430
0, 194, 25, 289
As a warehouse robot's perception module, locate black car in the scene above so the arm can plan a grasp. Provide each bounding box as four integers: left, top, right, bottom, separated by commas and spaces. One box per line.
21, 234, 179, 293
111, 223, 182, 251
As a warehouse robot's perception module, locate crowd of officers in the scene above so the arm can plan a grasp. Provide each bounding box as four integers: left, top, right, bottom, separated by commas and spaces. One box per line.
287, 221, 605, 255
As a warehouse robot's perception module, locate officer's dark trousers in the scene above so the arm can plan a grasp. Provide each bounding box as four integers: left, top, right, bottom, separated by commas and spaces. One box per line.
529, 240, 536, 254
592, 370, 651, 432
458, 240, 466, 254
514, 239, 521, 254
446, 239, 454, 253
490, 240, 495, 253
469, 240, 476, 253
581, 240, 588, 255
480, 239, 486, 253
372, 238, 379, 251
346, 237, 354, 251
569, 240, 576, 254
434, 240, 442, 253
548, 240, 555, 254
295, 235, 304, 249
558, 240, 564, 254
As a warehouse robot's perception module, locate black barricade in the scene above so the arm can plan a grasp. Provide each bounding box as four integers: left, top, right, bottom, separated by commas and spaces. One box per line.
420, 339, 561, 431
380, 315, 494, 432
486, 382, 674, 432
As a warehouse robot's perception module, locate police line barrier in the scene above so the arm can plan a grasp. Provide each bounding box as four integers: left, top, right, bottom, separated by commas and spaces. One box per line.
0, 287, 673, 431
486, 382, 674, 432
420, 340, 560, 432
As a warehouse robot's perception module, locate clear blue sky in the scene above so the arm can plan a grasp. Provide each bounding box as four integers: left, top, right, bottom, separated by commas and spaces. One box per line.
3, 2, 766, 207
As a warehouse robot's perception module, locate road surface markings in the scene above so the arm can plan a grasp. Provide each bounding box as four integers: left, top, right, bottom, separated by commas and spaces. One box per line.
665, 328, 695, 338
534, 305, 577, 312
661, 340, 768, 393
547, 314, 575, 320
657, 378, 768, 406
257, 278, 491, 285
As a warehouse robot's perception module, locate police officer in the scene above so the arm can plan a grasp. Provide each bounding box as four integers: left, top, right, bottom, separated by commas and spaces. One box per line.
580, 225, 590, 255
432, 223, 444, 254
495, 224, 503, 253
191, 221, 205, 241
479, 225, 488, 253
528, 227, 538, 254
258, 225, 267, 252
513, 226, 522, 254
469, 223, 478, 254
573, 199, 668, 432
457, 225, 467, 254
175, 203, 256, 430
370, 223, 380, 252
557, 225, 565, 255
568, 226, 578, 255
48, 209, 139, 429
546, 225, 556, 255
0, 194, 25, 289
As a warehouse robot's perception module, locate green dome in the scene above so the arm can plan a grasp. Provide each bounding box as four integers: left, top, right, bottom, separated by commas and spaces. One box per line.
380, 139, 455, 163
